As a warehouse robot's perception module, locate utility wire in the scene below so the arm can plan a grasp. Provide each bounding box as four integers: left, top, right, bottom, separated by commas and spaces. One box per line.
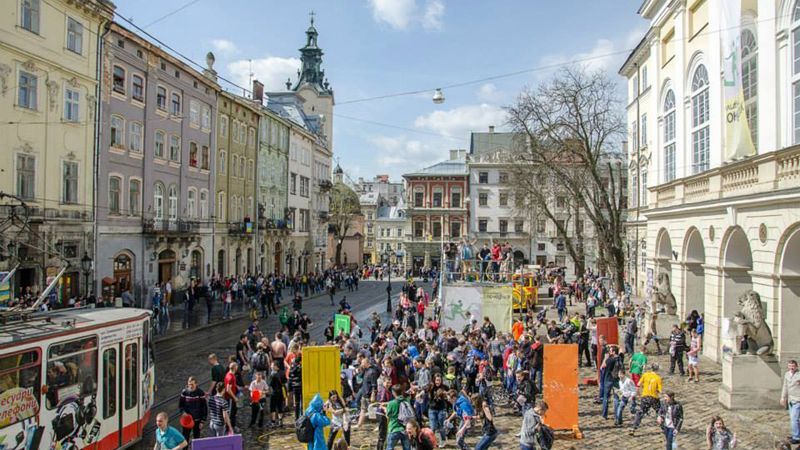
142, 0, 204, 28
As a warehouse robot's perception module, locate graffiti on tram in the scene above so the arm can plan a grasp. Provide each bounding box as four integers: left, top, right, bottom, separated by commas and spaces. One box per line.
0, 337, 101, 450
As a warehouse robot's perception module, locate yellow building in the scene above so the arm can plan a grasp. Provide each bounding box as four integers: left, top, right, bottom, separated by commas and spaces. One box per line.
0, 0, 113, 300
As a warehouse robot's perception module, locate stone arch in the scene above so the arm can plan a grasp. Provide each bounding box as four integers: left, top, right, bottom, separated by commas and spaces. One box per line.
655, 227, 674, 278
776, 223, 800, 362
719, 226, 754, 351
682, 227, 706, 317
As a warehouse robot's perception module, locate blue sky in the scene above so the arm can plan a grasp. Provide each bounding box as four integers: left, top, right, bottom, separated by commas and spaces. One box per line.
115, 0, 645, 182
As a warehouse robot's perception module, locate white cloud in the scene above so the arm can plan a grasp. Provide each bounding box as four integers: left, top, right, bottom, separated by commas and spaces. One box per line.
369, 0, 416, 29
211, 39, 238, 55
368, 0, 444, 31
226, 57, 301, 92
369, 135, 442, 172
476, 83, 502, 102
414, 104, 507, 138
422, 0, 445, 31
540, 38, 619, 73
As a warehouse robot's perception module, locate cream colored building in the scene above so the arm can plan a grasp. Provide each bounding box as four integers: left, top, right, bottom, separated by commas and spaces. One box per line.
621, 0, 800, 364
0, 0, 113, 300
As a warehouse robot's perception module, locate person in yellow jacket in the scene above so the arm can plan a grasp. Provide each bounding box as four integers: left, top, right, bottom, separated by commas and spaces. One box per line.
629, 363, 662, 436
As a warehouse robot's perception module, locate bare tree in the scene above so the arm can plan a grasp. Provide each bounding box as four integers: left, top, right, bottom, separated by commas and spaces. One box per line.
507, 66, 627, 292
329, 181, 362, 266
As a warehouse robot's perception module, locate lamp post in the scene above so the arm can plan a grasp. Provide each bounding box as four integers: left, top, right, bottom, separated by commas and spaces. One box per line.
80, 252, 92, 298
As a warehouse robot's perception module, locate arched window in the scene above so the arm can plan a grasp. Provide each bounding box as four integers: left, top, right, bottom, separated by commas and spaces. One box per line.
691, 64, 710, 173
663, 90, 676, 182
153, 183, 164, 220
168, 184, 178, 221
741, 26, 758, 149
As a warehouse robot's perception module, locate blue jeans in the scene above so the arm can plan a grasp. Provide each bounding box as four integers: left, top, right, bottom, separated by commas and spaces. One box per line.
475, 431, 497, 450
614, 395, 635, 424
663, 427, 675, 450
223, 302, 231, 318
598, 368, 606, 399
385, 431, 410, 450
520, 446, 535, 450
530, 367, 543, 394
428, 409, 447, 442
790, 401, 800, 440
601, 379, 618, 419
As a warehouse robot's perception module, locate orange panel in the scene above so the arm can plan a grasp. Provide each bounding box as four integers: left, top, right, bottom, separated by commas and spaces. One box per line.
542, 344, 579, 431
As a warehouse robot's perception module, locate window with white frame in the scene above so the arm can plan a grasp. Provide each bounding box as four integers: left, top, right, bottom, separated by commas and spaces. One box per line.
239, 125, 246, 146
199, 190, 208, 219
202, 106, 211, 130
64, 88, 80, 122
641, 65, 648, 90
663, 90, 676, 182
18, 71, 37, 109
630, 173, 638, 208
154, 183, 164, 220
169, 135, 180, 162
218, 150, 226, 174
168, 185, 178, 220
691, 64, 710, 173
156, 86, 167, 110
129, 179, 140, 216
62, 161, 78, 204
641, 169, 648, 206
640, 113, 647, 147
109, 176, 121, 214
189, 100, 200, 127
129, 122, 142, 153
66, 18, 83, 54
231, 155, 238, 178
232, 120, 239, 143
187, 188, 196, 218
21, 0, 40, 34
112, 66, 125, 94
189, 142, 198, 167
741, 26, 758, 149
220, 115, 228, 137
110, 116, 124, 147
132, 75, 144, 102
218, 192, 226, 222
202, 146, 210, 170
154, 131, 165, 158
16, 154, 35, 200
170, 92, 181, 116
248, 127, 255, 148
451, 188, 461, 208
631, 120, 637, 149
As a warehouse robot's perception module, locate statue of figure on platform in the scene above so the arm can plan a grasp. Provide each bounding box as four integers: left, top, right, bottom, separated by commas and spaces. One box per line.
650, 272, 677, 315
732, 290, 774, 356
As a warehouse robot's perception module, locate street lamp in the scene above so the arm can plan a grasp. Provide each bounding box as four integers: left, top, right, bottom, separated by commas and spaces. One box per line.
80, 252, 92, 297
383, 249, 392, 313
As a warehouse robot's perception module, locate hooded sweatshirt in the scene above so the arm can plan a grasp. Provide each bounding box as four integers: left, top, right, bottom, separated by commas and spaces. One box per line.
304, 393, 331, 450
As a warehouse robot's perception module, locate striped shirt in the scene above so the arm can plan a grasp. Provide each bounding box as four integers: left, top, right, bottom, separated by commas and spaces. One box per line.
208, 394, 229, 426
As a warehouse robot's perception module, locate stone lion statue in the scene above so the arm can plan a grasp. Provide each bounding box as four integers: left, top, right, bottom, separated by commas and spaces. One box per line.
650, 272, 677, 315
732, 290, 774, 356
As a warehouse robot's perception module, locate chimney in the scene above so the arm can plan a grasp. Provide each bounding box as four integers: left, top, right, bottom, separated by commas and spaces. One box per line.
252, 80, 264, 104
449, 149, 458, 160
488, 125, 495, 133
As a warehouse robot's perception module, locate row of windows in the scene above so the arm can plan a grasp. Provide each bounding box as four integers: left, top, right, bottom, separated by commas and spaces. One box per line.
476, 171, 509, 184
15, 155, 78, 204
412, 189, 463, 208
17, 70, 83, 123
412, 221, 463, 239
111, 181, 210, 220
109, 116, 210, 169
19, 0, 85, 56
218, 152, 254, 181
221, 194, 253, 222
476, 219, 526, 233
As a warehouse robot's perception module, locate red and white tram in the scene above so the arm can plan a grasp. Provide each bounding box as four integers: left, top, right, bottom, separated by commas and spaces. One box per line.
0, 308, 154, 450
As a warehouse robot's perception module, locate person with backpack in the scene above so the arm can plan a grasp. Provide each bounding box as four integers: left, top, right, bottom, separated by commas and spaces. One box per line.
446, 389, 475, 450
471, 393, 497, 450
298, 393, 331, 450
519, 400, 552, 450
600, 345, 622, 420
250, 344, 271, 375
405, 419, 437, 450
385, 384, 414, 450
289, 356, 304, 420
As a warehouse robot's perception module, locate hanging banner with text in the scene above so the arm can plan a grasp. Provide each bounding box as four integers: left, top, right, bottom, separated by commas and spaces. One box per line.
482, 286, 513, 332
721, 0, 755, 161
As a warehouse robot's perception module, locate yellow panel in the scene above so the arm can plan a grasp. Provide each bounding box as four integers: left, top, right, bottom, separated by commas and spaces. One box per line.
301, 345, 341, 412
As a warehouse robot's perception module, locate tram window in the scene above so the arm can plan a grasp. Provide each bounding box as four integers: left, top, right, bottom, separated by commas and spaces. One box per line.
124, 343, 138, 410
0, 350, 41, 429
46, 336, 98, 409
102, 348, 117, 419
142, 321, 150, 373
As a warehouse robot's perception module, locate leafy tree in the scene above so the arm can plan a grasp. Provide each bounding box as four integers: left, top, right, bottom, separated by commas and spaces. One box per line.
329, 182, 362, 266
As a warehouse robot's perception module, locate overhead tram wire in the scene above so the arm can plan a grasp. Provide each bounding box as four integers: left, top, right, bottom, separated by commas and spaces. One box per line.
142, 0, 205, 28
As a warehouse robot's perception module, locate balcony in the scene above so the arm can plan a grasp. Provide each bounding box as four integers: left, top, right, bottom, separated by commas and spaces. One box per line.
142, 218, 200, 234
650, 145, 800, 210
318, 210, 329, 222
318, 179, 333, 191
258, 217, 291, 231
228, 221, 254, 235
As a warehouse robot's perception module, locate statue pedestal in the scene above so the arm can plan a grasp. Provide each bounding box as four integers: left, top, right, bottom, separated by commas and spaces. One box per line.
718, 353, 782, 409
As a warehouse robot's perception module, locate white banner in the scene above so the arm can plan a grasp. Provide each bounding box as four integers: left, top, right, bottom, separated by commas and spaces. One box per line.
441, 285, 482, 332
721, 0, 755, 160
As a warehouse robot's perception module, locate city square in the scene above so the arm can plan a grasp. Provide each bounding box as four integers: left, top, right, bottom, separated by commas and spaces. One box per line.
1, 1, 800, 449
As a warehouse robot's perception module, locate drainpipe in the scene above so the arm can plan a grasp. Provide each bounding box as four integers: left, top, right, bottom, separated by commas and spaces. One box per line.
94, 19, 112, 299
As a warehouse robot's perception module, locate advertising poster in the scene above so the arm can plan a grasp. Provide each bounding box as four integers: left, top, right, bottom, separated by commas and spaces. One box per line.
334, 314, 351, 337
721, 0, 755, 160
0, 272, 10, 307
482, 286, 513, 332
441, 285, 482, 331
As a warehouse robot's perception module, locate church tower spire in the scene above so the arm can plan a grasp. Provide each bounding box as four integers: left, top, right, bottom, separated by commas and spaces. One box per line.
293, 11, 332, 95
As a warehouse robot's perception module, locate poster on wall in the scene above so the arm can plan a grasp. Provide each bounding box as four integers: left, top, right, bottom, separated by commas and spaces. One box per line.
721, 0, 755, 160
0, 272, 10, 307
482, 286, 513, 332
441, 285, 482, 332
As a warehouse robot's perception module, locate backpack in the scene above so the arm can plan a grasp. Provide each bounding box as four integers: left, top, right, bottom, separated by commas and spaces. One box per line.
464, 356, 478, 376
250, 352, 268, 372
537, 422, 555, 449
419, 428, 438, 448
295, 414, 314, 443
610, 356, 623, 380
397, 400, 415, 425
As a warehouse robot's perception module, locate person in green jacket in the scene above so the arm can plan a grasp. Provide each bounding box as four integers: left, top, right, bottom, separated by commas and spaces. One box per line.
385, 384, 412, 450
630, 345, 648, 386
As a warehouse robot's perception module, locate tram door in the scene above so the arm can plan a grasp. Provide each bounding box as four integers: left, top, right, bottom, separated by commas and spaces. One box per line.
121, 340, 140, 447
101, 346, 121, 450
